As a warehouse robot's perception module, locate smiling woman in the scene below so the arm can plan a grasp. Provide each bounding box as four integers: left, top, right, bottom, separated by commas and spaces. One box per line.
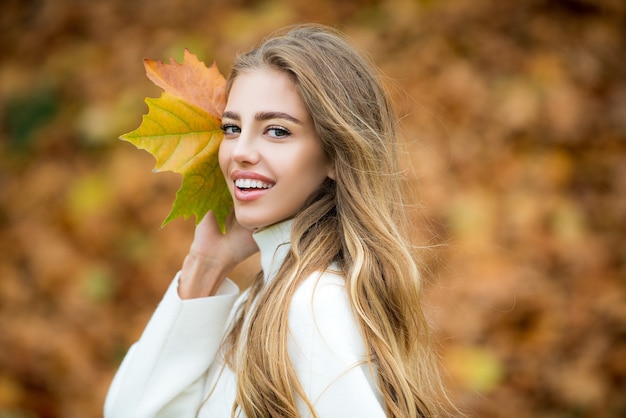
104, 24, 459, 418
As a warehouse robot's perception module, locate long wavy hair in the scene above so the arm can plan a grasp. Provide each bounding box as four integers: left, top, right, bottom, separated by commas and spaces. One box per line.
221, 24, 455, 417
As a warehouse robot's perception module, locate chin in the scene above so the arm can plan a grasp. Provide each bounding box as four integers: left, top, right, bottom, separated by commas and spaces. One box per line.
235, 219, 260, 230
233, 212, 269, 231
235, 213, 287, 232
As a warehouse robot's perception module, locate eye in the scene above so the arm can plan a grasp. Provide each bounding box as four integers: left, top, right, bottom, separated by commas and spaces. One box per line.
266, 126, 291, 139
221, 124, 241, 137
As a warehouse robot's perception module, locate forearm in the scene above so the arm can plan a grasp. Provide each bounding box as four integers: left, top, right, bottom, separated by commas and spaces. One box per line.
179, 252, 235, 299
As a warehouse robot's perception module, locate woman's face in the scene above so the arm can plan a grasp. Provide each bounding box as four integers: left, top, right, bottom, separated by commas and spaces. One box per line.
219, 68, 334, 230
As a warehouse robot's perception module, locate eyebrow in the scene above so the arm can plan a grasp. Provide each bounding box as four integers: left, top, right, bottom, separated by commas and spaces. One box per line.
222, 111, 302, 125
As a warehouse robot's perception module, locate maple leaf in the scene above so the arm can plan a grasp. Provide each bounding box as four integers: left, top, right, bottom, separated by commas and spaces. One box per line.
120, 50, 232, 230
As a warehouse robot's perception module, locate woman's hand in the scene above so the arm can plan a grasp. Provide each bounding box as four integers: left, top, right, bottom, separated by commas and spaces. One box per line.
178, 211, 258, 299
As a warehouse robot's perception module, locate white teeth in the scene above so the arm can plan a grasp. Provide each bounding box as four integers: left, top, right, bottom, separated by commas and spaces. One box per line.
235, 178, 273, 189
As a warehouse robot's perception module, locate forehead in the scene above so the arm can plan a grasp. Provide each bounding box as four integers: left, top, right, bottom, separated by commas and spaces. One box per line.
225, 69, 309, 120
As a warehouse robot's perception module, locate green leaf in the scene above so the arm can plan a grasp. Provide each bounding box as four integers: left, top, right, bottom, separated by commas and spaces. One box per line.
120, 50, 232, 230
121, 92, 232, 229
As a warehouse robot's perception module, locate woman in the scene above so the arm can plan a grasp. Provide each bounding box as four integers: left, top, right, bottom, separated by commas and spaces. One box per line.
105, 24, 455, 417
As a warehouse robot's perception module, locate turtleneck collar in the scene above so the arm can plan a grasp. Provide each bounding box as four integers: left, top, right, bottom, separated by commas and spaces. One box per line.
252, 218, 294, 282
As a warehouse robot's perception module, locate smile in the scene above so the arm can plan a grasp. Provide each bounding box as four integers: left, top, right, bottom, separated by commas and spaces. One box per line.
235, 178, 274, 190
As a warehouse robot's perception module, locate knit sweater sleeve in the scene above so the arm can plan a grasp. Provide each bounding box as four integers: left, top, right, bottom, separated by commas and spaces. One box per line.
104, 272, 239, 418
288, 270, 386, 417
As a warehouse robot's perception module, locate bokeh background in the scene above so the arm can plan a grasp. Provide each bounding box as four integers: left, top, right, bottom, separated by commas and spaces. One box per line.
1, 0, 625, 417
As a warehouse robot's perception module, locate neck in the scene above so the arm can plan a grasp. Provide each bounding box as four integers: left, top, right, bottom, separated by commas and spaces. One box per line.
252, 219, 294, 282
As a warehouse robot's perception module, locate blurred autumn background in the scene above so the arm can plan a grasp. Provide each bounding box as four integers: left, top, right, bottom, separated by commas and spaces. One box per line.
1, 0, 624, 417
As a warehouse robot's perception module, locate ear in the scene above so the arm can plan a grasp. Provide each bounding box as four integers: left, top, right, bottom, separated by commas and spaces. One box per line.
326, 163, 336, 180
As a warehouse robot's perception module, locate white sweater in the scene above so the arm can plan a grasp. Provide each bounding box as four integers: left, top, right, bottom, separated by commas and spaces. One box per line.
104, 219, 385, 417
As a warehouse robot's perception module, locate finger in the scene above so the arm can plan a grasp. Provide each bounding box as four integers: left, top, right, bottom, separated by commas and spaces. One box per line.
194, 212, 221, 243
224, 209, 237, 231
198, 211, 217, 229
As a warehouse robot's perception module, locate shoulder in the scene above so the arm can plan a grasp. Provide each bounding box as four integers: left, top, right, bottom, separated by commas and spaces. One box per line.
287, 265, 369, 370
288, 265, 366, 350
290, 265, 349, 318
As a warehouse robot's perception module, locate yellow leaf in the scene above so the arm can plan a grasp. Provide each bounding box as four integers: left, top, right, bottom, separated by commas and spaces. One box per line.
121, 51, 232, 229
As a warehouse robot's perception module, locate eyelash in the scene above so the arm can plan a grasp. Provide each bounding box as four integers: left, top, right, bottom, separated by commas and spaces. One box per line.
220, 124, 240, 136
220, 124, 291, 139
265, 125, 291, 138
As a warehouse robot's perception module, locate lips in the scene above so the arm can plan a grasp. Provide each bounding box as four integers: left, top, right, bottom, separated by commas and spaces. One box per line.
230, 170, 275, 201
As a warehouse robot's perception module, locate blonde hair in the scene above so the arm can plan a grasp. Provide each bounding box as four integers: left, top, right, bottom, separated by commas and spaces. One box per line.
222, 24, 455, 417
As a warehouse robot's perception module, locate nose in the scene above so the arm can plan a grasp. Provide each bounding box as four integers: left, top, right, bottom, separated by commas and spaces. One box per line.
229, 132, 260, 165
